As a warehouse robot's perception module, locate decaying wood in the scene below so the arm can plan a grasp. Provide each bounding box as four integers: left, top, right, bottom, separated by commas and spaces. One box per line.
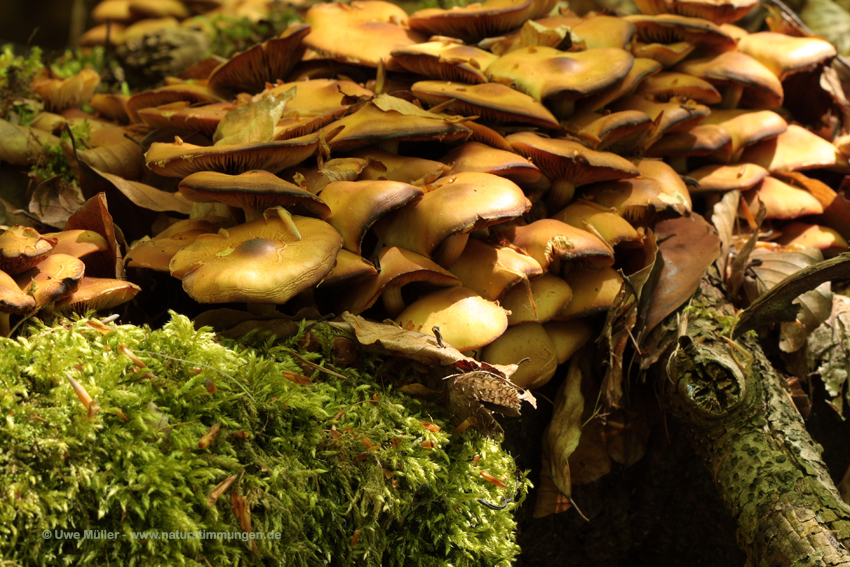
660, 275, 850, 566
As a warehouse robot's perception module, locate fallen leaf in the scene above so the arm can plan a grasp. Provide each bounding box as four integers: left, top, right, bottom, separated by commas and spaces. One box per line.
283, 371, 313, 386
807, 294, 850, 415
64, 193, 126, 279
542, 356, 585, 504
214, 90, 294, 146
0, 119, 58, 165
533, 450, 572, 518
198, 422, 222, 449
710, 189, 741, 280
567, 418, 612, 485
727, 200, 767, 298
28, 176, 85, 228
63, 135, 145, 181
206, 474, 237, 507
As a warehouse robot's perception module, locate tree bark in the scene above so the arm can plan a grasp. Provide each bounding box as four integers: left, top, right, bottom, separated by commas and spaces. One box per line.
659, 275, 850, 566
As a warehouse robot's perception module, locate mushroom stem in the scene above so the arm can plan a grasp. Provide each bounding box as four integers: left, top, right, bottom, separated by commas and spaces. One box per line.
0, 313, 10, 337
545, 178, 577, 212
243, 208, 265, 223
719, 84, 743, 109
381, 285, 406, 317
432, 232, 470, 268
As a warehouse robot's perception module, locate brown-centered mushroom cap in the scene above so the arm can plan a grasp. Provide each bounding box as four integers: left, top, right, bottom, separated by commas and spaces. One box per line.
145, 132, 320, 177
503, 219, 615, 275
172, 211, 343, 304
395, 286, 508, 352
0, 226, 58, 275
411, 80, 560, 129
633, 0, 759, 25
178, 170, 331, 223
408, 0, 557, 44
372, 171, 531, 267
15, 254, 86, 311
341, 246, 461, 315
207, 24, 312, 99
391, 42, 499, 84
318, 179, 424, 254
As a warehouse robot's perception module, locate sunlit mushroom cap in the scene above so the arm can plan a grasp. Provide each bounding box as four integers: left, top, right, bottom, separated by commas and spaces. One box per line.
411, 80, 560, 129
320, 95, 472, 151
573, 57, 662, 115
304, 1, 427, 71
481, 321, 557, 389
33, 69, 101, 113
625, 14, 737, 50
700, 109, 787, 162
561, 110, 654, 152
631, 41, 695, 68
92, 0, 134, 23
15, 254, 86, 311
373, 172, 530, 262
503, 219, 615, 274
125, 217, 234, 271
341, 246, 461, 314
137, 102, 232, 136
740, 124, 850, 173
0, 270, 36, 315
673, 51, 784, 109
129, 0, 190, 18
550, 200, 642, 248
395, 287, 508, 352
145, 133, 320, 177
172, 213, 343, 304
89, 93, 131, 123
775, 222, 849, 257
544, 319, 593, 364
178, 170, 331, 222
207, 24, 312, 99
126, 83, 222, 123
0, 226, 57, 275
317, 249, 379, 288
391, 42, 498, 84
265, 79, 373, 140
633, 0, 759, 25
409, 0, 557, 43
501, 273, 573, 325
319, 179, 424, 254
441, 142, 543, 185
555, 266, 624, 319
686, 163, 769, 194
42, 230, 109, 259
737, 32, 836, 81
351, 147, 449, 185
633, 71, 722, 104
53, 277, 141, 314
740, 176, 824, 220
485, 46, 634, 108
645, 123, 732, 158
448, 239, 543, 301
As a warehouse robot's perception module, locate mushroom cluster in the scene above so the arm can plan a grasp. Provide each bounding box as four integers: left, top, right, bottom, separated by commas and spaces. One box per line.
3, 0, 849, 393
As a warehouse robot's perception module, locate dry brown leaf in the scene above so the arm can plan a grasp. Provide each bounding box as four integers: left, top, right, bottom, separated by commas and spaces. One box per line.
0, 119, 59, 165
231, 488, 258, 555
283, 371, 314, 386
64, 193, 126, 279
214, 90, 294, 146
28, 177, 86, 228
371, 94, 445, 120
808, 294, 850, 415
206, 474, 237, 507
64, 135, 145, 181
567, 418, 612, 486
533, 449, 572, 518
542, 356, 585, 504
710, 189, 741, 280
198, 422, 222, 449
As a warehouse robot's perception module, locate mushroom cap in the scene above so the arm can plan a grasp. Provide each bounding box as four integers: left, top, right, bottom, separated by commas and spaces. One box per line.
607, 96, 711, 147
631, 41, 695, 68
503, 219, 615, 274
128, 0, 190, 19
304, 1, 427, 71
700, 109, 787, 162
485, 46, 635, 104
507, 132, 641, 186
33, 69, 102, 113
645, 123, 732, 158
395, 287, 508, 352
775, 222, 849, 256
448, 239, 543, 301
673, 51, 784, 109
562, 110, 654, 152
572, 57, 662, 115
633, 0, 759, 25
555, 266, 624, 319
319, 179, 424, 254
633, 71, 722, 104
178, 170, 332, 221
625, 14, 737, 51
350, 147, 449, 185
173, 214, 343, 304
145, 133, 320, 177
341, 246, 461, 314
441, 142, 543, 185
481, 321, 558, 389
737, 32, 836, 81
15, 254, 86, 310
408, 0, 557, 43
208, 24, 312, 99
0, 270, 36, 315
126, 83, 221, 123
125, 217, 236, 271
373, 172, 531, 260
740, 176, 825, 220
42, 230, 109, 259
502, 273, 573, 325
551, 200, 642, 247
740, 124, 850, 173
686, 163, 769, 194
267, 79, 373, 140
92, 0, 134, 23
53, 277, 141, 314
317, 249, 379, 288
391, 42, 499, 84
411, 80, 560, 129
320, 96, 472, 152
544, 319, 593, 364
0, 226, 58, 275
137, 102, 231, 136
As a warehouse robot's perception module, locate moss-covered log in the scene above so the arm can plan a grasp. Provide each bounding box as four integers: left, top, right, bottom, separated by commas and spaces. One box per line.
660, 277, 850, 565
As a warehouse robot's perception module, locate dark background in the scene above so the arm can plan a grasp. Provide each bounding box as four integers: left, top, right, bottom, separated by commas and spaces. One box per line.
0, 0, 82, 52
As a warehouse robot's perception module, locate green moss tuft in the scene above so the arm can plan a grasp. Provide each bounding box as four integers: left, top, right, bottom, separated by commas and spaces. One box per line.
0, 313, 528, 566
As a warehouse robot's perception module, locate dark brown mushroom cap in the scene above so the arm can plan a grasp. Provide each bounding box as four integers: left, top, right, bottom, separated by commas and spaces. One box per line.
145, 133, 320, 177
391, 42, 498, 84
673, 51, 784, 109
506, 132, 641, 186
633, 0, 759, 25
373, 172, 531, 260
411, 80, 560, 129
341, 246, 461, 314
625, 14, 737, 50
52, 277, 140, 314
485, 46, 635, 104
0, 270, 36, 315
15, 254, 86, 310
207, 24, 312, 99
408, 0, 557, 43
737, 32, 836, 81
319, 96, 472, 152
303, 1, 427, 71
318, 179, 425, 254
126, 83, 222, 123
441, 142, 542, 185
503, 219, 615, 274
0, 226, 58, 275
173, 214, 343, 304
178, 170, 331, 222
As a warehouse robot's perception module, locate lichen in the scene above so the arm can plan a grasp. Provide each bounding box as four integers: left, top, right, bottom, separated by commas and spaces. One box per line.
0, 313, 528, 566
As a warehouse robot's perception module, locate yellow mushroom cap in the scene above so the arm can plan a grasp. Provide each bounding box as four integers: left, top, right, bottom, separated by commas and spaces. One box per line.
395, 287, 508, 352
737, 32, 836, 81
448, 239, 543, 302
556, 266, 624, 319
504, 219, 615, 275
502, 273, 573, 325
481, 321, 558, 389
409, 0, 557, 43
0, 226, 57, 275
53, 277, 141, 314
15, 254, 86, 310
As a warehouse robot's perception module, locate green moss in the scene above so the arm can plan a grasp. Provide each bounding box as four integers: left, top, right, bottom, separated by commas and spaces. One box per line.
0, 313, 528, 566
